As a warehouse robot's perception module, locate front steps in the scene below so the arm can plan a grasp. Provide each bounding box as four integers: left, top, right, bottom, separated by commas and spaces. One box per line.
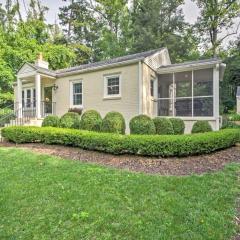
4, 118, 43, 127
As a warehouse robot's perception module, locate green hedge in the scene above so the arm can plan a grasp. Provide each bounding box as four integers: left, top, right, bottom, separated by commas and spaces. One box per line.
80, 110, 102, 132
59, 112, 81, 129
130, 115, 156, 135
228, 113, 240, 121
192, 120, 213, 134
169, 118, 185, 135
42, 115, 60, 127
101, 111, 126, 134
2, 126, 239, 157
153, 117, 174, 135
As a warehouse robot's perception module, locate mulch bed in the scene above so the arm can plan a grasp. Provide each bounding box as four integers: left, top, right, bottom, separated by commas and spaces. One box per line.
0, 141, 240, 176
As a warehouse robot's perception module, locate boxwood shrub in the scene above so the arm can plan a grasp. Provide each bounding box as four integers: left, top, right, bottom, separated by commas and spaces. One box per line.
59, 112, 81, 129
169, 118, 185, 135
2, 126, 239, 157
192, 120, 213, 134
130, 115, 156, 135
42, 115, 60, 127
101, 111, 126, 134
153, 117, 174, 135
80, 110, 102, 132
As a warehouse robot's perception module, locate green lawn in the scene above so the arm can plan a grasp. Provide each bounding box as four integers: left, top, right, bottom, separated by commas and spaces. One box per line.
0, 148, 239, 240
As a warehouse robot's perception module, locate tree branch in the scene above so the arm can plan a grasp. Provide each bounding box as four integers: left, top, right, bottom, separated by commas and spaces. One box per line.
219, 21, 240, 43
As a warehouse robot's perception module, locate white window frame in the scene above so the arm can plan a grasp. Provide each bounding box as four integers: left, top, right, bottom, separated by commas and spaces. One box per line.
104, 74, 121, 99
70, 80, 83, 108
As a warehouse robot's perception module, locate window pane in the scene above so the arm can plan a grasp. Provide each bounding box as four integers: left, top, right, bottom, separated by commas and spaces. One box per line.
158, 99, 174, 116
158, 74, 173, 98
108, 86, 119, 95
194, 97, 213, 116
33, 89, 36, 107
26, 89, 31, 108
175, 71, 192, 98
22, 91, 24, 107
107, 77, 119, 95
175, 98, 192, 116
108, 77, 119, 86
194, 68, 213, 96
73, 94, 82, 105
73, 83, 82, 94
150, 79, 154, 97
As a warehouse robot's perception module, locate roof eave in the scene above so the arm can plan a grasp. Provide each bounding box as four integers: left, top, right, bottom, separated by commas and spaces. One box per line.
56, 58, 144, 77
157, 60, 222, 74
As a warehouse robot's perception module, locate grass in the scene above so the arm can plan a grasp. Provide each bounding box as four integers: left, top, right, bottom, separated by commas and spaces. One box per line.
0, 148, 239, 240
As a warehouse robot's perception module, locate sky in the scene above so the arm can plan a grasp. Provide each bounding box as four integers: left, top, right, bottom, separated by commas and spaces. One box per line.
0, 0, 200, 24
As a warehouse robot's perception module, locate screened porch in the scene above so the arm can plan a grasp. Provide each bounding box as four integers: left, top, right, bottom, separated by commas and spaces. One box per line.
157, 68, 214, 117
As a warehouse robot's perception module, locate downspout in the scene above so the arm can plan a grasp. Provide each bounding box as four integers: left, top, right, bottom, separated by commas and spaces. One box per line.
138, 61, 143, 114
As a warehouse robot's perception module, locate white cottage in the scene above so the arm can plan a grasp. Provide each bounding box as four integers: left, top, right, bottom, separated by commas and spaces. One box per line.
13, 48, 226, 133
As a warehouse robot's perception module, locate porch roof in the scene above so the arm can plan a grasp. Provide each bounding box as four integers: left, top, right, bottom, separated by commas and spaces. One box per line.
157, 58, 222, 71
24, 63, 56, 77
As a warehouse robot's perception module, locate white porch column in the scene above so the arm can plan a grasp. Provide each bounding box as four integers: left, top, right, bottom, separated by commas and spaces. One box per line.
35, 73, 41, 118
17, 77, 22, 118
213, 64, 220, 130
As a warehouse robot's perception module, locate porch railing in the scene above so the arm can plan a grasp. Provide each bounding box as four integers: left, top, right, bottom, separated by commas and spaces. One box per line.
14, 101, 56, 118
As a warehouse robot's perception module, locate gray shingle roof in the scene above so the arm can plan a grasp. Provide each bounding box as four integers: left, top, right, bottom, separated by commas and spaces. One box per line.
55, 48, 165, 75
18, 48, 165, 79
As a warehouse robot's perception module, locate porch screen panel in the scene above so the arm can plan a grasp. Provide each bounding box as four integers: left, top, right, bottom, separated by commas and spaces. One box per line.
175, 71, 192, 116
193, 68, 213, 116
157, 67, 214, 117
158, 73, 173, 116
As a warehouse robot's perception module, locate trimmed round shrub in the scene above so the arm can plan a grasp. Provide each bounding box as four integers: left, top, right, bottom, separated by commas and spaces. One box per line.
130, 114, 156, 135
80, 110, 102, 132
153, 117, 174, 135
59, 112, 81, 129
169, 118, 185, 135
101, 111, 126, 134
192, 120, 213, 134
42, 115, 60, 127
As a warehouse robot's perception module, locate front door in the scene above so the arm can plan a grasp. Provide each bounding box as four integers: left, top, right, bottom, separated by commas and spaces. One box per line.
44, 87, 53, 115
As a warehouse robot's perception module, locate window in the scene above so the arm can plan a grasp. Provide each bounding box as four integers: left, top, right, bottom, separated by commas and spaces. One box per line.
150, 79, 154, 97
157, 68, 214, 117
26, 89, 31, 108
104, 75, 121, 97
22, 88, 35, 108
72, 81, 83, 106
33, 89, 36, 108
22, 90, 25, 107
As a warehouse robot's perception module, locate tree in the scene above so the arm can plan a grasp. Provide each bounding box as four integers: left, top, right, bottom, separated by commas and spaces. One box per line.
221, 38, 240, 111
130, 0, 200, 62
0, 1, 77, 108
193, 0, 240, 57
59, 0, 132, 61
